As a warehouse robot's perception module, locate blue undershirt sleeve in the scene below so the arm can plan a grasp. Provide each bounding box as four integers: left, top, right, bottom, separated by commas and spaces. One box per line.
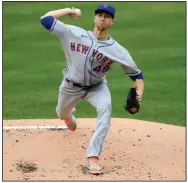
40, 16, 56, 31
129, 72, 144, 81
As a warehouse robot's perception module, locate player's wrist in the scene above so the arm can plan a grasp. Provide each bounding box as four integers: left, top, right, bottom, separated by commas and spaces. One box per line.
135, 88, 143, 102
67, 8, 75, 15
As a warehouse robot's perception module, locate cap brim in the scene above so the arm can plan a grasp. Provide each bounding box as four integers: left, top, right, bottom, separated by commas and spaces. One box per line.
95, 9, 114, 18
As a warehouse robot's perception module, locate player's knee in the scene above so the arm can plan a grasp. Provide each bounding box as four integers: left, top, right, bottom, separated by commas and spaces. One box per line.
56, 106, 67, 120
56, 111, 66, 120
57, 114, 66, 120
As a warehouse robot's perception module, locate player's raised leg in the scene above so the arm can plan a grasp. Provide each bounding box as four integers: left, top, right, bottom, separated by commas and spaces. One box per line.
56, 79, 85, 131
84, 82, 112, 174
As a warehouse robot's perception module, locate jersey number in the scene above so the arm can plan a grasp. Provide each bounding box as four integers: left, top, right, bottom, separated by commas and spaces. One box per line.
93, 65, 110, 73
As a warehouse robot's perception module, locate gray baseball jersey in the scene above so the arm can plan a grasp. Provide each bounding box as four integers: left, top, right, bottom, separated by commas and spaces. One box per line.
50, 20, 141, 86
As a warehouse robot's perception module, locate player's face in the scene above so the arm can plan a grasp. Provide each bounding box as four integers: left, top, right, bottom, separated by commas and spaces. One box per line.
94, 13, 114, 31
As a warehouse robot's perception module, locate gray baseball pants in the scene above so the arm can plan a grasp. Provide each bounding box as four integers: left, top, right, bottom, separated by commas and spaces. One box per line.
56, 78, 112, 158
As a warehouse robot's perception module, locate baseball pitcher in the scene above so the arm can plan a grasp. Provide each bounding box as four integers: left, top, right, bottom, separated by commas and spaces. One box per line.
40, 4, 144, 175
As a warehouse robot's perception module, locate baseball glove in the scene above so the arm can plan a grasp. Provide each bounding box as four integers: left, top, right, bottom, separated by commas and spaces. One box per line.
124, 88, 141, 114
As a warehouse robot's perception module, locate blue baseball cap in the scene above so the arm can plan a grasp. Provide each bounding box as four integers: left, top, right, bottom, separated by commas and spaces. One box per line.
95, 4, 115, 18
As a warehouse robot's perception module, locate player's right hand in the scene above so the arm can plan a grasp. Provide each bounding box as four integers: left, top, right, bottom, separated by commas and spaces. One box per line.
68, 7, 82, 19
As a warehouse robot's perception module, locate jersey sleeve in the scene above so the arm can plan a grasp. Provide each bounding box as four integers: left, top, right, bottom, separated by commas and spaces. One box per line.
40, 16, 86, 40
120, 48, 141, 76
51, 19, 69, 37
113, 44, 141, 76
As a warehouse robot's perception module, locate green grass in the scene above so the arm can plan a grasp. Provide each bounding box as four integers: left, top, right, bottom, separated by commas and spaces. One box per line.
3, 2, 186, 126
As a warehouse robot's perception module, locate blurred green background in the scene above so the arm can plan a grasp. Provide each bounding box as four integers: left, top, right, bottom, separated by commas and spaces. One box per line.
3, 2, 186, 126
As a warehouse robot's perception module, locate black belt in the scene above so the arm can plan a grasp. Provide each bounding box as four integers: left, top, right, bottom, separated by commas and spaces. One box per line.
65, 79, 91, 90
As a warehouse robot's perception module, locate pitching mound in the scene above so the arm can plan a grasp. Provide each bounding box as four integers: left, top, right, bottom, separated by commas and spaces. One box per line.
3, 118, 185, 181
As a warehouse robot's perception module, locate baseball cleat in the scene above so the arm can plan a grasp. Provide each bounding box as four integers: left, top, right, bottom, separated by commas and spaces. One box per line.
64, 115, 77, 131
88, 157, 102, 175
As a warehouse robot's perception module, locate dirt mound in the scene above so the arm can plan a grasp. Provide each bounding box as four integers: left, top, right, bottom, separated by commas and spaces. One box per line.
3, 118, 186, 181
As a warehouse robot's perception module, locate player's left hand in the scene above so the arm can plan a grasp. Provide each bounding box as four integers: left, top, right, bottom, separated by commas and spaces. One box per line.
124, 88, 141, 114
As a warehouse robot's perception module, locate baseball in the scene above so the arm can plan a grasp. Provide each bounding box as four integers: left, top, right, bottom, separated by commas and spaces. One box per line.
74, 8, 82, 16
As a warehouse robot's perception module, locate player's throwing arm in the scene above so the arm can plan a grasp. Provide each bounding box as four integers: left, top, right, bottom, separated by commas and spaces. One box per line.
40, 7, 82, 20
